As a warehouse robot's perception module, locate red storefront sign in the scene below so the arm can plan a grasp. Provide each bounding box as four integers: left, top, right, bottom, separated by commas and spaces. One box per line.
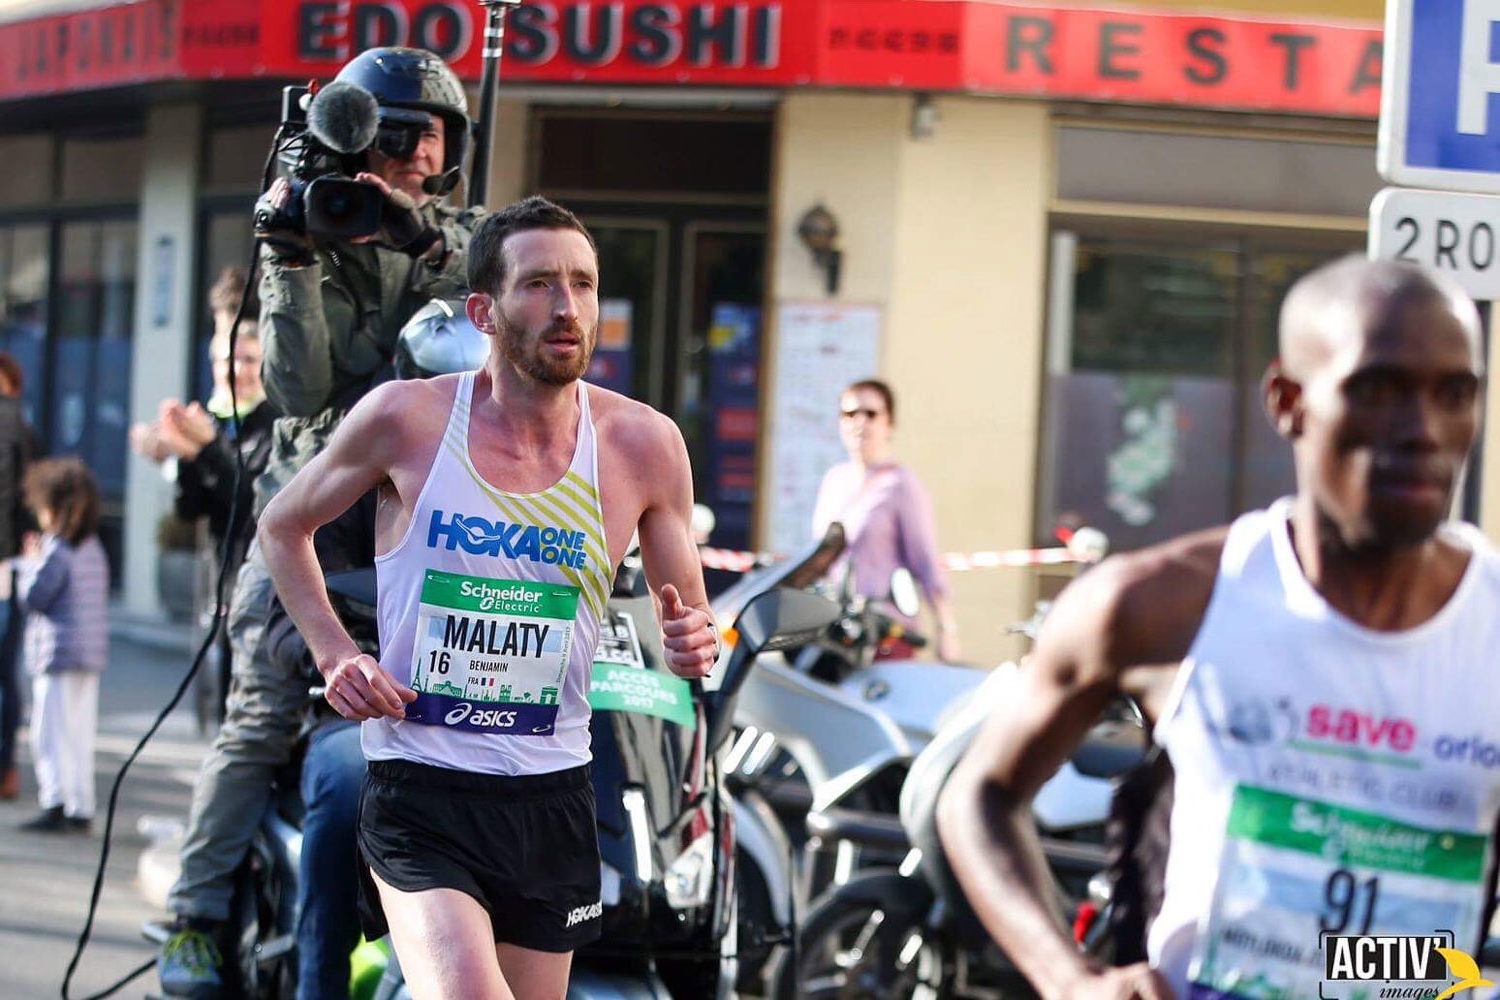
0, 0, 1383, 119
819, 1, 1383, 117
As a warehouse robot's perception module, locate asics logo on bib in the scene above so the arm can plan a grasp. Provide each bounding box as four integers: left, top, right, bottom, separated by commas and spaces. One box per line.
441, 702, 520, 730
565, 901, 602, 928
428, 510, 589, 569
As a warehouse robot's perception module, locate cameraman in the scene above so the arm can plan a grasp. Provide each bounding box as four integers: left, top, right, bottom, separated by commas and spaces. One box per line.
158, 47, 484, 999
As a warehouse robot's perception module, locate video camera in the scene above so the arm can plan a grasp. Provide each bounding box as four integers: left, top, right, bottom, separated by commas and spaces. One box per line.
254, 80, 434, 239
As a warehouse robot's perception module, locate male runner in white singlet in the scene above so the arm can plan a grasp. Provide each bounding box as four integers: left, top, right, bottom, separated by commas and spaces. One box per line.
938, 256, 1500, 1000
258, 196, 717, 999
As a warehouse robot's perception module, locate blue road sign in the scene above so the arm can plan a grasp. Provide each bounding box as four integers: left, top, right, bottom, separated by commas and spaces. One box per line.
1380, 0, 1500, 192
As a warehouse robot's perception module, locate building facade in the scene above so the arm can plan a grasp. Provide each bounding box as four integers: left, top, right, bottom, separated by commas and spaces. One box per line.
0, 0, 1440, 663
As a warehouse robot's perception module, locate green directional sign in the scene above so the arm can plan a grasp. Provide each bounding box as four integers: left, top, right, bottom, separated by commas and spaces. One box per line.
589, 662, 696, 728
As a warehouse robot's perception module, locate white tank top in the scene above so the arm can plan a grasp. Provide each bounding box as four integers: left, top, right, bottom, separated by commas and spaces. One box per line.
1150, 498, 1500, 997
363, 372, 613, 775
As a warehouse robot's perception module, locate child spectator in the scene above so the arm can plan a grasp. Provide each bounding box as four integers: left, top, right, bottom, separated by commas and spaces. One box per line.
15, 458, 108, 834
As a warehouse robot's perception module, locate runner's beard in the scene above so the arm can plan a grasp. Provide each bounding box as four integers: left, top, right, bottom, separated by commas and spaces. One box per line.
498, 311, 596, 386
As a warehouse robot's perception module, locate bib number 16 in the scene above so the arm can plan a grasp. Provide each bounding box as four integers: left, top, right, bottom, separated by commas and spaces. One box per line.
427, 650, 451, 675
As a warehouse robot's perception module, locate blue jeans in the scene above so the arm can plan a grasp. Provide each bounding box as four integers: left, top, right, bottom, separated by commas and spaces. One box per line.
0, 594, 17, 774
296, 720, 366, 1000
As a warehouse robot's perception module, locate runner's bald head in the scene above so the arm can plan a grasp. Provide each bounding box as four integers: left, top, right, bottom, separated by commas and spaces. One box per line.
1278, 255, 1481, 380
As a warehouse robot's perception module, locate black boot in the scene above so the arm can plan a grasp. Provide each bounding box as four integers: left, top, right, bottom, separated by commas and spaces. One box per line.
18, 804, 66, 832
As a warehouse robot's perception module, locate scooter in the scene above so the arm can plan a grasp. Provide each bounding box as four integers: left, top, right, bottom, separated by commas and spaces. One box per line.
770, 663, 1146, 999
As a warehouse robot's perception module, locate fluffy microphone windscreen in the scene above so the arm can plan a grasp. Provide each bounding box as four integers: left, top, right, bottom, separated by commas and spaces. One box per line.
307, 82, 380, 155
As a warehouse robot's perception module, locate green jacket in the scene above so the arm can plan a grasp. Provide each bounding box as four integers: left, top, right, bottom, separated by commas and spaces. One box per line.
254, 201, 485, 512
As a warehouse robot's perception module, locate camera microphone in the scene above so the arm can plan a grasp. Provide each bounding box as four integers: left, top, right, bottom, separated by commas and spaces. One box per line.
307, 81, 379, 155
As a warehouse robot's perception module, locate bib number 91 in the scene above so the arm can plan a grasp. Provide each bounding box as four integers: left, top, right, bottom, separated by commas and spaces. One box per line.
1320, 868, 1379, 935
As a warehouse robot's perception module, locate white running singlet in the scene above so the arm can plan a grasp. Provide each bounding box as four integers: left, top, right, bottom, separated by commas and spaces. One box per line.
1149, 498, 1500, 999
364, 371, 613, 776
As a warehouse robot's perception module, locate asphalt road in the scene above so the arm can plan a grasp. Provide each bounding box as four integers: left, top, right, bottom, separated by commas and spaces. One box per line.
0, 623, 207, 1000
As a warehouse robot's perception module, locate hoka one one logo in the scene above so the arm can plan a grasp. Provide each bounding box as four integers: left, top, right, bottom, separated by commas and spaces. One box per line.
565, 901, 602, 928
427, 510, 589, 569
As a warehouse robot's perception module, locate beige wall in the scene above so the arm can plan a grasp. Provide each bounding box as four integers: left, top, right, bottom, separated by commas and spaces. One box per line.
1481, 337, 1500, 544
770, 93, 906, 304
481, 96, 529, 208
766, 92, 1052, 666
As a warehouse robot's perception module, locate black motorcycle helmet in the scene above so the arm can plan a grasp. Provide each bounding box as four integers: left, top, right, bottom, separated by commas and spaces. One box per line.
334, 47, 471, 197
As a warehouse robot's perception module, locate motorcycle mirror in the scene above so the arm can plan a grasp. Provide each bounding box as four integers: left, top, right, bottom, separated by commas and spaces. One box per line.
703, 586, 842, 751
889, 568, 920, 619
734, 586, 842, 658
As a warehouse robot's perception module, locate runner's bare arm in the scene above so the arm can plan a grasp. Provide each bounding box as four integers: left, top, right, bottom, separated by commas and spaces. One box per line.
632, 411, 716, 679
935, 534, 1222, 1000
258, 382, 418, 720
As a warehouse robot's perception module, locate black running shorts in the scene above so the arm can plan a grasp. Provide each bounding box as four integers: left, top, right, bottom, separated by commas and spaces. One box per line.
356, 759, 602, 953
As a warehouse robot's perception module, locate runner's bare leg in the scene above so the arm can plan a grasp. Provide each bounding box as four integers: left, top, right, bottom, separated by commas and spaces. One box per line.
372, 870, 515, 1000
496, 942, 573, 1000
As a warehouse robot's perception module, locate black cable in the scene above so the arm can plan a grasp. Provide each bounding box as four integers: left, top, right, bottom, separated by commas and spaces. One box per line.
60, 127, 290, 1000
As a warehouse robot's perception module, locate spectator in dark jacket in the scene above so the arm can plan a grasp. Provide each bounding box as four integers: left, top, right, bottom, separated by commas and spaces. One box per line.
0, 352, 37, 800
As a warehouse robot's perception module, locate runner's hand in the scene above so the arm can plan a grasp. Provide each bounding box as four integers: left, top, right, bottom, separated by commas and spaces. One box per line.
321, 652, 418, 721
1060, 965, 1175, 1000
659, 583, 715, 679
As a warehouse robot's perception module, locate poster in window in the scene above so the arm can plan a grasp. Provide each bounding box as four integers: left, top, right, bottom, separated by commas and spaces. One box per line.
765, 302, 882, 555
704, 303, 761, 550
587, 299, 634, 397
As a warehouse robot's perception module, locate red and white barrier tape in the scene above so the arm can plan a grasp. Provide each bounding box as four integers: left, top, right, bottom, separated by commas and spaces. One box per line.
699, 544, 1092, 573
941, 548, 1079, 572
699, 547, 768, 572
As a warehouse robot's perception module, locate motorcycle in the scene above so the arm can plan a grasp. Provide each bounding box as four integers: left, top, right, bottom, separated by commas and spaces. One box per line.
712, 525, 992, 992
769, 662, 1146, 999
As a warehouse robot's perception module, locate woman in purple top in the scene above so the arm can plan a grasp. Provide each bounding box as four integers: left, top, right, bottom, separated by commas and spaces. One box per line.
812, 378, 961, 661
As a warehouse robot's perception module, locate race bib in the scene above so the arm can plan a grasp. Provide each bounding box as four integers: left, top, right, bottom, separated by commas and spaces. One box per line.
406, 569, 579, 736
1189, 785, 1490, 999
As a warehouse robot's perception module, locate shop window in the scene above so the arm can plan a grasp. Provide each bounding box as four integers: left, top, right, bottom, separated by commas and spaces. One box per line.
52, 219, 137, 501
1056, 127, 1380, 219
1038, 230, 1351, 551
61, 135, 144, 203
537, 113, 771, 197
0, 135, 55, 207
0, 224, 50, 426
